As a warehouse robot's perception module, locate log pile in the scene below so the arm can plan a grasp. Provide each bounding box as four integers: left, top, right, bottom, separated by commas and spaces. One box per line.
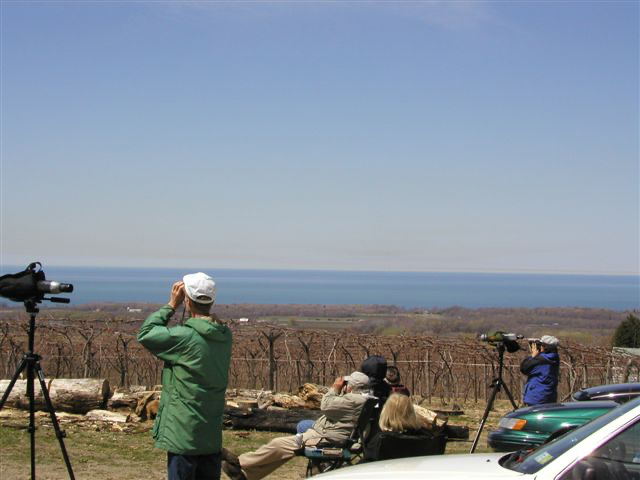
0, 408, 150, 433
0, 379, 467, 439
226, 383, 327, 410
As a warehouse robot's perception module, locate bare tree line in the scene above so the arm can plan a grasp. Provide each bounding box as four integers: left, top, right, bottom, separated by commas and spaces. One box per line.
1, 316, 638, 405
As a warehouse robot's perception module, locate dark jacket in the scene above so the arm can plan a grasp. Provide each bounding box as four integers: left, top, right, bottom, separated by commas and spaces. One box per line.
360, 356, 391, 404
520, 351, 560, 406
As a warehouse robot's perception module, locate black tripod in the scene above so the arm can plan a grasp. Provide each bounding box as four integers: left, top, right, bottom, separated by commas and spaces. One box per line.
0, 299, 75, 479
470, 342, 518, 453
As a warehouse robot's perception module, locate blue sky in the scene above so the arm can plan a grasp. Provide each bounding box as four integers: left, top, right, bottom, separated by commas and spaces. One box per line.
1, 1, 638, 274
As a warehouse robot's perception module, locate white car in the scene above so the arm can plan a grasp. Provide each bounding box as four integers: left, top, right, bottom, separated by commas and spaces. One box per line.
316, 396, 640, 480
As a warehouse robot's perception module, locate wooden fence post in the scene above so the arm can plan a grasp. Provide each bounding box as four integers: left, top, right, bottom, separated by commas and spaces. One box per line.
426, 350, 431, 403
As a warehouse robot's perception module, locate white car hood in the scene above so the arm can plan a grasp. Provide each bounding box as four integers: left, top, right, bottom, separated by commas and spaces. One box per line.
315, 453, 525, 480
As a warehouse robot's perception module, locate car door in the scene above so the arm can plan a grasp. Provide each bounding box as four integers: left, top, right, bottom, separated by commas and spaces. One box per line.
557, 419, 640, 480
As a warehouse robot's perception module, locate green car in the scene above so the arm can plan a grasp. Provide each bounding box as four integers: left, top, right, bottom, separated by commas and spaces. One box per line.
487, 400, 618, 452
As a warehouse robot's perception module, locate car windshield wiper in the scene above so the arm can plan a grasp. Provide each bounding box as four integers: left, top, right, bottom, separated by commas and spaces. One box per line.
499, 449, 534, 471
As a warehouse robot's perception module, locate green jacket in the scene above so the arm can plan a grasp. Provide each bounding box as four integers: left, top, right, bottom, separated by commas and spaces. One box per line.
137, 305, 232, 455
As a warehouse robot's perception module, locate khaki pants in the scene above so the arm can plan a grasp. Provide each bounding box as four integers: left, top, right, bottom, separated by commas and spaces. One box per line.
238, 429, 323, 480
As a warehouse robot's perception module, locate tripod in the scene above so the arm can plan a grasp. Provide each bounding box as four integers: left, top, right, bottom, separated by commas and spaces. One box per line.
0, 299, 75, 479
470, 342, 518, 453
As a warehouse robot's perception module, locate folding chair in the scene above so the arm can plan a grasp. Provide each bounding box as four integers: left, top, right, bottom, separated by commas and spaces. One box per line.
361, 429, 448, 463
296, 397, 378, 477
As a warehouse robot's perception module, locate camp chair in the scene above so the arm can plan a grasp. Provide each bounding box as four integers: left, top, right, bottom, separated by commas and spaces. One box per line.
361, 428, 447, 463
295, 397, 378, 477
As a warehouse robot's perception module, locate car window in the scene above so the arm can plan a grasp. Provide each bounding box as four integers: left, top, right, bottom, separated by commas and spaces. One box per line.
558, 419, 640, 480
592, 393, 640, 404
511, 399, 640, 475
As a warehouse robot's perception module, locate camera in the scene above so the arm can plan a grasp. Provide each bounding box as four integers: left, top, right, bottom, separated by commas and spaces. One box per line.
0, 262, 73, 304
478, 331, 523, 353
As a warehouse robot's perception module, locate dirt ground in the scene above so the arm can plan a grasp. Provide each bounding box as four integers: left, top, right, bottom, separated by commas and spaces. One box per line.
0, 401, 511, 479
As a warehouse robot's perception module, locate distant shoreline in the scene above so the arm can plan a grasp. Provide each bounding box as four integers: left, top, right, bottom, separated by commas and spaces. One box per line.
1, 266, 638, 310
1, 301, 638, 314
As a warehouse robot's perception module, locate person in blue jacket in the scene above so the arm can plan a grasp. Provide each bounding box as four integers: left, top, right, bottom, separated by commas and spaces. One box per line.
520, 335, 560, 406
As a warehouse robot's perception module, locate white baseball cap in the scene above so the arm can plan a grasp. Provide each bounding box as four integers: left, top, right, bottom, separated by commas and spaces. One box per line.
183, 272, 216, 304
540, 335, 559, 346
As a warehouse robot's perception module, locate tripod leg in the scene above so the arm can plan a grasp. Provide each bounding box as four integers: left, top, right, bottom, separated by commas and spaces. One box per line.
501, 380, 518, 410
0, 357, 28, 410
27, 359, 37, 480
33, 362, 76, 480
470, 378, 501, 453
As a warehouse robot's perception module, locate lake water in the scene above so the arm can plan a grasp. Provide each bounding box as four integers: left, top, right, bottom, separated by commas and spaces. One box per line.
1, 266, 638, 310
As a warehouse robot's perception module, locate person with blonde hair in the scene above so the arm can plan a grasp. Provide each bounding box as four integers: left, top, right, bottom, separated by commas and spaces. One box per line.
379, 393, 422, 432
364, 393, 445, 462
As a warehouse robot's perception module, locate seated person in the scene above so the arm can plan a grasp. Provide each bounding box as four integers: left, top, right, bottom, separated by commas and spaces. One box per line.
360, 355, 391, 440
385, 365, 411, 396
363, 393, 445, 462
361, 355, 392, 406
222, 371, 370, 480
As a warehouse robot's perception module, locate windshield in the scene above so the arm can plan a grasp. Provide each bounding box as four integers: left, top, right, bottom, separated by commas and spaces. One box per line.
510, 397, 640, 474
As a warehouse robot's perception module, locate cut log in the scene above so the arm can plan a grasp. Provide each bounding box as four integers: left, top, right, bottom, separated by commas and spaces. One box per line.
414, 404, 448, 431
273, 393, 306, 409
86, 409, 129, 423
257, 391, 274, 409
224, 407, 322, 433
0, 378, 110, 414
226, 388, 272, 399
238, 400, 259, 409
108, 391, 138, 410
297, 384, 326, 409
109, 389, 159, 411
134, 391, 160, 418
146, 400, 159, 420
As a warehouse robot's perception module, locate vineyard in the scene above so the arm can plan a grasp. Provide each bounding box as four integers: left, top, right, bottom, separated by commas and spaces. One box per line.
1, 311, 638, 405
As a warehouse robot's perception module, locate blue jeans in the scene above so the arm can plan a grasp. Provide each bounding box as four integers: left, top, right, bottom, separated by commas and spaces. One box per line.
167, 451, 222, 480
296, 419, 315, 434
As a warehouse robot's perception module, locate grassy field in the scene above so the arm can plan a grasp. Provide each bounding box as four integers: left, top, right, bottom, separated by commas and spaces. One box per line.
0, 401, 509, 480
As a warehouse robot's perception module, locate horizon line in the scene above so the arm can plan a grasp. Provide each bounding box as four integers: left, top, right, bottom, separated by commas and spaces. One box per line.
1, 262, 638, 278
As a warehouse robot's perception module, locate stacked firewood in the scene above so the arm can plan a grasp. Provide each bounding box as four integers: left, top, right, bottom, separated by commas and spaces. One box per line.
0, 380, 466, 438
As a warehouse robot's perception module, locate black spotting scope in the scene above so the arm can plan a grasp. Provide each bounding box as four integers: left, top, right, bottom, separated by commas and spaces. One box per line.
0, 262, 73, 304
478, 331, 523, 353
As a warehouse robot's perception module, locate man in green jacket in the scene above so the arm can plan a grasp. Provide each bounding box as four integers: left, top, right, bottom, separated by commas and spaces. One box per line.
138, 272, 232, 480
